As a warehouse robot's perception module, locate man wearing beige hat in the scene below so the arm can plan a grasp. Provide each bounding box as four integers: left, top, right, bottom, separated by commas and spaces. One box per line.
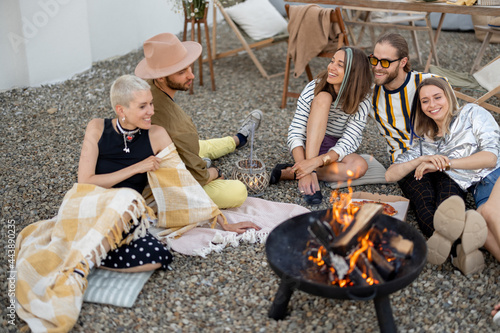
135, 32, 263, 209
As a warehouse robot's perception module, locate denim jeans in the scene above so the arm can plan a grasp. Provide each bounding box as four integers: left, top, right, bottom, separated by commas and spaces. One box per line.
471, 167, 500, 208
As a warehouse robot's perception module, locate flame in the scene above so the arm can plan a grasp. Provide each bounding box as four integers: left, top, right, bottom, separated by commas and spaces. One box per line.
348, 233, 371, 274
308, 169, 386, 287
308, 246, 325, 266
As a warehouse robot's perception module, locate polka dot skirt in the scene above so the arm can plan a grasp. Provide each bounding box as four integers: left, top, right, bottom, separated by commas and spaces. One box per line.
100, 230, 173, 270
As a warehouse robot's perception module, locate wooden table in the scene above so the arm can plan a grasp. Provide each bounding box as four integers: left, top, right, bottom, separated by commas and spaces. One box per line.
285, 0, 500, 71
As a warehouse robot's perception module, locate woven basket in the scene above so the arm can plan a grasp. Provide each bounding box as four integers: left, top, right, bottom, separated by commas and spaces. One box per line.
231, 159, 269, 196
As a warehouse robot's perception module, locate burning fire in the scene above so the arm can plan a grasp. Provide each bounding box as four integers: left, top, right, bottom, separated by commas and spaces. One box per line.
307, 183, 405, 287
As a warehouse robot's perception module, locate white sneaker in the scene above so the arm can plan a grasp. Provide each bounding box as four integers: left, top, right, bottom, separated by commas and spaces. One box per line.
202, 157, 212, 168
237, 109, 263, 139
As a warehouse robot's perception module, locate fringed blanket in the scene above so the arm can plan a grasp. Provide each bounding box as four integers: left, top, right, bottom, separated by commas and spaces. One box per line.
15, 143, 224, 333
145, 143, 224, 237
15, 184, 150, 333
157, 197, 310, 257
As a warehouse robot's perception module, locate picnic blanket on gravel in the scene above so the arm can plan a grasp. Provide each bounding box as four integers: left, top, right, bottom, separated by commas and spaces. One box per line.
15, 143, 224, 333
154, 197, 311, 257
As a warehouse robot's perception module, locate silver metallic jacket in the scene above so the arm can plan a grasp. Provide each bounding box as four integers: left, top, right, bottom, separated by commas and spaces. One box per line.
395, 103, 500, 191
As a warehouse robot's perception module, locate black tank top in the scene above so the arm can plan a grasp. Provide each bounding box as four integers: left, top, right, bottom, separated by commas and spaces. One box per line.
95, 119, 154, 194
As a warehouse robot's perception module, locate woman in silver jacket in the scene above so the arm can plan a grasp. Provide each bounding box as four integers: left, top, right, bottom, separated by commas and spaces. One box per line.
385, 77, 500, 275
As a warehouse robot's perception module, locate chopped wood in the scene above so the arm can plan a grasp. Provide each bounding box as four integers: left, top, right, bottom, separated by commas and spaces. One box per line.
368, 246, 396, 280
358, 252, 385, 284
307, 218, 335, 252
332, 203, 383, 255
390, 235, 414, 257
348, 266, 370, 287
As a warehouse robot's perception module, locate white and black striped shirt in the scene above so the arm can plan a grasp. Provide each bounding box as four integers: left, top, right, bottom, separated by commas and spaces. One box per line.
287, 80, 370, 161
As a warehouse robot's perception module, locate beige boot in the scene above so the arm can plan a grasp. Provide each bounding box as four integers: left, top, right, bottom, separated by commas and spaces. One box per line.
452, 244, 485, 276
451, 210, 488, 275
427, 196, 466, 265
461, 210, 488, 255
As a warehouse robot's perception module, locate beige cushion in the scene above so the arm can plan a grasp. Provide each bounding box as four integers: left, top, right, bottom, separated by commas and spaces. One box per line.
473, 57, 500, 92
225, 0, 288, 40
326, 154, 392, 189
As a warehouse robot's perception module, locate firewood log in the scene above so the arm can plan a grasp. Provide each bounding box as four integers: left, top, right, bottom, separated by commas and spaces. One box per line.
331, 204, 383, 255
358, 252, 385, 284
368, 246, 396, 280
390, 235, 414, 257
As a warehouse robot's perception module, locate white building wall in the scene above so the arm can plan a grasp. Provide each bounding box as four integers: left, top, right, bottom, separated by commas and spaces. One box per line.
0, 0, 30, 89
86, 0, 185, 62
0, 0, 193, 91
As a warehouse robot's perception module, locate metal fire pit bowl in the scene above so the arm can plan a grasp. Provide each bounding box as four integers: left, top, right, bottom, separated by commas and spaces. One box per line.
266, 209, 427, 333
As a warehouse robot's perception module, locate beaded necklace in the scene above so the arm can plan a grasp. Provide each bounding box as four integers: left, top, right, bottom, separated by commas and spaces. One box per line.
116, 119, 141, 153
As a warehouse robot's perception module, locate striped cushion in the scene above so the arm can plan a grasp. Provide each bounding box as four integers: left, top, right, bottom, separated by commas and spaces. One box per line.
83, 269, 154, 308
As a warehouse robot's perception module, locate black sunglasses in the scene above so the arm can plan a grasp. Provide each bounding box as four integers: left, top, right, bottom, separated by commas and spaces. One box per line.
368, 55, 403, 68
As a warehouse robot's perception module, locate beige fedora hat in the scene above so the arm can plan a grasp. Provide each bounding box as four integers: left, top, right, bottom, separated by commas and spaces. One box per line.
135, 33, 202, 79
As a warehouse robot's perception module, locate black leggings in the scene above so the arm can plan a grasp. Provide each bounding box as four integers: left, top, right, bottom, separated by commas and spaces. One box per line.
398, 171, 467, 238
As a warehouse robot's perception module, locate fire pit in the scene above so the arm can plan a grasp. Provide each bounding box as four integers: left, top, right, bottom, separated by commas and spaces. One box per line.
265, 208, 427, 333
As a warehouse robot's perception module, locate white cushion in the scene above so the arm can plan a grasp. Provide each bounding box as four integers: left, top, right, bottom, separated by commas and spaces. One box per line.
224, 0, 288, 41
473, 57, 500, 92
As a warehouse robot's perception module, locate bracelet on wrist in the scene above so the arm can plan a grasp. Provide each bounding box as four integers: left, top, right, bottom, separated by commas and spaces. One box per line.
321, 154, 331, 167
444, 161, 452, 171
215, 167, 223, 179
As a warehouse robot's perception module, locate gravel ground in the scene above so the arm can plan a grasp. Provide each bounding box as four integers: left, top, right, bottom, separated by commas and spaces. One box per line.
1, 22, 500, 333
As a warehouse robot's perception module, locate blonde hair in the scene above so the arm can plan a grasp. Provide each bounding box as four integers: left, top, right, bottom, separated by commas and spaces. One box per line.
110, 75, 150, 109
411, 77, 459, 140
313, 46, 372, 115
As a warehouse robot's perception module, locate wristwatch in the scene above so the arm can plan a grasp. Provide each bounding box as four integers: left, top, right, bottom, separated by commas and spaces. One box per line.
321, 154, 331, 167
215, 167, 223, 179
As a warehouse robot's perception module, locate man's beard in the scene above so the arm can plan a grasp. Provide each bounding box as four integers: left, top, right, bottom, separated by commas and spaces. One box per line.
373, 68, 399, 87
166, 77, 191, 91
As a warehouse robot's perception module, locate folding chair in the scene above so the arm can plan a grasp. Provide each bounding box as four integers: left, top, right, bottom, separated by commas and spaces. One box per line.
281, 4, 349, 109
341, 8, 438, 69
211, 0, 289, 79
430, 55, 500, 115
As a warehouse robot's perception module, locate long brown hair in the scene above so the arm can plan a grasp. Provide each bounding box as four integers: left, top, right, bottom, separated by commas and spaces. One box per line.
410, 77, 459, 140
313, 46, 372, 115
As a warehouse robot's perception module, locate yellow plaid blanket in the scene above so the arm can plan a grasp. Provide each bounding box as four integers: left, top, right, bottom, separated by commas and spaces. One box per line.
145, 143, 225, 238
15, 143, 224, 332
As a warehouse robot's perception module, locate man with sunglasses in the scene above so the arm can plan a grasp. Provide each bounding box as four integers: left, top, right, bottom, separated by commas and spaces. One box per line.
368, 32, 435, 163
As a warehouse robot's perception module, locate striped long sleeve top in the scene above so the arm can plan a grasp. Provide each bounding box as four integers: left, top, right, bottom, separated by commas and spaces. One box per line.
287, 80, 370, 161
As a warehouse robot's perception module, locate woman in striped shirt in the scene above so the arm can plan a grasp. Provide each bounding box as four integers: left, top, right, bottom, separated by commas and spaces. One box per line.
271, 46, 372, 205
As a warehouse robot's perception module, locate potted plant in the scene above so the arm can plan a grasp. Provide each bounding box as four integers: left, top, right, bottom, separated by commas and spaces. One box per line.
168, 0, 209, 20
184, 0, 209, 20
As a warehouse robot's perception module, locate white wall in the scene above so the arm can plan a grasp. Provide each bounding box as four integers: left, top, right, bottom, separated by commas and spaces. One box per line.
1, 0, 30, 89
0, 0, 197, 91
86, 0, 185, 62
